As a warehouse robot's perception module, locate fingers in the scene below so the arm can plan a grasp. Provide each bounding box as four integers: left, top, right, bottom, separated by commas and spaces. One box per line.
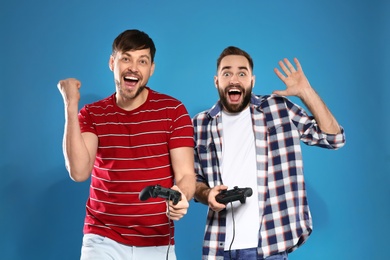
166, 185, 189, 221
166, 198, 189, 221
273, 67, 286, 82
57, 78, 82, 105
284, 58, 297, 73
57, 78, 81, 91
273, 57, 302, 84
209, 202, 226, 213
278, 59, 291, 76
208, 185, 227, 212
276, 58, 297, 76
293, 57, 303, 72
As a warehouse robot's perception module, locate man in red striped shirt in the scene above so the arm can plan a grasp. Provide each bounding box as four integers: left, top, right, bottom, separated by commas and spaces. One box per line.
57, 29, 195, 260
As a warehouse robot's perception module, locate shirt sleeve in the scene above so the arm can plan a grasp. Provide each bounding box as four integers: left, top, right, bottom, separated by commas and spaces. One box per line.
168, 103, 194, 149
285, 97, 346, 149
78, 105, 97, 135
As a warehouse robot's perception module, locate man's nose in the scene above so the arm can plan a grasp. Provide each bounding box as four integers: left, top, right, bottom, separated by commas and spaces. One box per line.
127, 62, 138, 72
229, 74, 239, 84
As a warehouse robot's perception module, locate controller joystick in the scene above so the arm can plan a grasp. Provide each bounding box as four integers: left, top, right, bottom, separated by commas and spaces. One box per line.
139, 185, 182, 205
215, 186, 253, 204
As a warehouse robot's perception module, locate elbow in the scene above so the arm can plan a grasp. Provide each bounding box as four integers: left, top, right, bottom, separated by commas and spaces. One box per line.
69, 174, 90, 182
66, 165, 90, 182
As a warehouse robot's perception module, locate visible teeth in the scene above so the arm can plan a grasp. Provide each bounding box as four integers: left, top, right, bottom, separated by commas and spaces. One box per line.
125, 76, 138, 80
228, 89, 241, 94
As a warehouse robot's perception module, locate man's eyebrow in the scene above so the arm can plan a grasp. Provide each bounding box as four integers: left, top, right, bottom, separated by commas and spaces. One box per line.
220, 66, 249, 71
123, 52, 151, 60
238, 66, 249, 71
220, 66, 232, 71
139, 54, 151, 60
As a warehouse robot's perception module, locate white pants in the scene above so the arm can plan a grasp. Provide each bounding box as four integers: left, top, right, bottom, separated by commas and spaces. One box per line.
80, 234, 177, 260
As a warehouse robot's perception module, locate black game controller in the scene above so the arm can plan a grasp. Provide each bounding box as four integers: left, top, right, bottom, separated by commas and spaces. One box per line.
139, 185, 182, 205
215, 186, 253, 204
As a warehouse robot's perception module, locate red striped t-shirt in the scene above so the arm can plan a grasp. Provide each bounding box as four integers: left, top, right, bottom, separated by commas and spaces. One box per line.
78, 87, 194, 246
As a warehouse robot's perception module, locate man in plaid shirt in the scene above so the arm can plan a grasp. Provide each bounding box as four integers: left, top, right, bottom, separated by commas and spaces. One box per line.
193, 46, 346, 260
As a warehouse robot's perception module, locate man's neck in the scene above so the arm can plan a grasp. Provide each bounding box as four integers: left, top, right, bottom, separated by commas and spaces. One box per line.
116, 87, 149, 111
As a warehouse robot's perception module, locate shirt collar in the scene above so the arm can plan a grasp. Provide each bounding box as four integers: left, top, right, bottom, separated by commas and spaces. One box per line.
207, 93, 265, 118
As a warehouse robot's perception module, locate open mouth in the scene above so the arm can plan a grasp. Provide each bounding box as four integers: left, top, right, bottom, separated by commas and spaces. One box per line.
124, 76, 139, 86
227, 88, 242, 103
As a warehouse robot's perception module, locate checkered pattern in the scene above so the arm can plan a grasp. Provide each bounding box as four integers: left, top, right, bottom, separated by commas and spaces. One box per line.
193, 94, 345, 259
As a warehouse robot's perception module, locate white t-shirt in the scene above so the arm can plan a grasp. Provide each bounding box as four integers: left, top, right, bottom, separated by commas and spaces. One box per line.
221, 107, 260, 250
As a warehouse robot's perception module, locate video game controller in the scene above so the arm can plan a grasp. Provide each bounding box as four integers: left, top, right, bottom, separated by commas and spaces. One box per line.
215, 186, 253, 204
139, 185, 182, 205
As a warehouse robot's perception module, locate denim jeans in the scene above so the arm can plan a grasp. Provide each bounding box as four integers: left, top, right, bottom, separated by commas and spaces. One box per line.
224, 248, 288, 260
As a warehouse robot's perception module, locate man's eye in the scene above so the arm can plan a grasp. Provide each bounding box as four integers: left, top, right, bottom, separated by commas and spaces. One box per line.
223, 72, 230, 77
139, 60, 148, 65
239, 72, 246, 77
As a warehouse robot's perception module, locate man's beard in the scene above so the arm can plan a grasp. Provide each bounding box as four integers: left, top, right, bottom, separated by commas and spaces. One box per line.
116, 80, 146, 100
218, 84, 253, 113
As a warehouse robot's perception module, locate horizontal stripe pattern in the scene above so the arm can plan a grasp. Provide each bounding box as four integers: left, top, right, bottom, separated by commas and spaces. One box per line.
78, 88, 193, 246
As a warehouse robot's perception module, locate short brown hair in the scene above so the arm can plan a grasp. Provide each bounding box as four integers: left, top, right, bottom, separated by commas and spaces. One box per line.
112, 29, 156, 62
216, 46, 253, 72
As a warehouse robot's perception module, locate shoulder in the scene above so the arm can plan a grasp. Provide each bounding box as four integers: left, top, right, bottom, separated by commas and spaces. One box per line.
192, 110, 209, 121
82, 94, 115, 112
254, 94, 289, 105
148, 89, 183, 105
146, 89, 192, 122
254, 94, 298, 110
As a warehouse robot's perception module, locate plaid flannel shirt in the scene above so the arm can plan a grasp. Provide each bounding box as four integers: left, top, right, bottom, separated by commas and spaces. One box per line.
193, 94, 346, 260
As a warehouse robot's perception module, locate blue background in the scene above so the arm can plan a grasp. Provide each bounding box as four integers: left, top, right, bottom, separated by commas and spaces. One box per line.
1, 0, 389, 259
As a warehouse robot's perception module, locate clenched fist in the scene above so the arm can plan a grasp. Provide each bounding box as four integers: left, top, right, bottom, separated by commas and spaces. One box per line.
57, 78, 81, 106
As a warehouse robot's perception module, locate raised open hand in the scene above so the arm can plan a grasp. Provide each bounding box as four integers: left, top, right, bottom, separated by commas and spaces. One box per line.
272, 58, 312, 98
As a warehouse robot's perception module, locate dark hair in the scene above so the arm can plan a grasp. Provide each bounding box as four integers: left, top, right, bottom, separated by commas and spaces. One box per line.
112, 29, 156, 62
216, 46, 253, 72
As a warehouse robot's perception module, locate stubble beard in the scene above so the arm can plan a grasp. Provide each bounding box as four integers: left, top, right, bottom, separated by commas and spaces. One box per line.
116, 79, 146, 101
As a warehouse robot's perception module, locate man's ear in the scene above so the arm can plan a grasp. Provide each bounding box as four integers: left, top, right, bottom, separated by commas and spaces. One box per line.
150, 62, 155, 77
214, 76, 218, 88
252, 75, 256, 88
108, 55, 114, 71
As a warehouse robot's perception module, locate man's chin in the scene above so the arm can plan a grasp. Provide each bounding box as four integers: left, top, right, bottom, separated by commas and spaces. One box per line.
224, 104, 244, 113
119, 85, 144, 99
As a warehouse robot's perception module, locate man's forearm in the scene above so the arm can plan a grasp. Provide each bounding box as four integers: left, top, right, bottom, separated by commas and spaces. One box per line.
63, 106, 93, 182
176, 174, 196, 201
194, 182, 211, 205
300, 87, 341, 134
